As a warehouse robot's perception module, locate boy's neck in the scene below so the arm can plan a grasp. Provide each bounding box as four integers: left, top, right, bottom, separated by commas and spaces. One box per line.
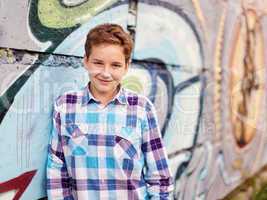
88, 83, 120, 106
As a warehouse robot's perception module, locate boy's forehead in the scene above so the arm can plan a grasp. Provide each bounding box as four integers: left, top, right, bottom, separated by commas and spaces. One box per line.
89, 44, 124, 56
84, 43, 130, 64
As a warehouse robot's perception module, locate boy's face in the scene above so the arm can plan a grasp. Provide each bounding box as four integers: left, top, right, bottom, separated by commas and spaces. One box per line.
84, 44, 129, 96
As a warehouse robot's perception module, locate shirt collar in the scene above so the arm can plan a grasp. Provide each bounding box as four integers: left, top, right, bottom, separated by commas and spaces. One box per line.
81, 82, 127, 106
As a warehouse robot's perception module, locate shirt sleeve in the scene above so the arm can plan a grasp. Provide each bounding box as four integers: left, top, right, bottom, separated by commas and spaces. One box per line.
141, 99, 174, 199
46, 100, 73, 200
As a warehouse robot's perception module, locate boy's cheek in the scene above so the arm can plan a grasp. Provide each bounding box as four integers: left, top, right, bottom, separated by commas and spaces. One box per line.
88, 68, 101, 76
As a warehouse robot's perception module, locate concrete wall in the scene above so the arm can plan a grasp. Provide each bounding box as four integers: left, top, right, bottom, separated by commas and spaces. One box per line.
0, 0, 267, 199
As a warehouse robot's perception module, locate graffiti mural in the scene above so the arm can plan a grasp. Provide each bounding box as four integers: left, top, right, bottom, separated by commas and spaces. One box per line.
0, 0, 267, 199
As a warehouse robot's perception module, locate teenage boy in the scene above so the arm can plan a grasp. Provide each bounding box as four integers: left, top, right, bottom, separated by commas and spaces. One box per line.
47, 23, 173, 199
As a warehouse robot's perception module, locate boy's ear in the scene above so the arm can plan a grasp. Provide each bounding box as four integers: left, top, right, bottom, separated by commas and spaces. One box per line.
83, 56, 89, 68
83, 55, 88, 63
125, 61, 130, 70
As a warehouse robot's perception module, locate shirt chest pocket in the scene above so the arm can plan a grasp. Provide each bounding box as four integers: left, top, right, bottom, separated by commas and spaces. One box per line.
65, 122, 97, 136
114, 126, 141, 160
64, 123, 115, 156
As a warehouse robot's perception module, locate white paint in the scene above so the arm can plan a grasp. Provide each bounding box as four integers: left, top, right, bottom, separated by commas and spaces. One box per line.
0, 190, 17, 200
0, 60, 37, 96
62, 0, 87, 7
134, 3, 202, 70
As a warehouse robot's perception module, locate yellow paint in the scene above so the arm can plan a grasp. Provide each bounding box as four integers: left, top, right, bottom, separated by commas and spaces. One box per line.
38, 0, 118, 28
229, 8, 265, 147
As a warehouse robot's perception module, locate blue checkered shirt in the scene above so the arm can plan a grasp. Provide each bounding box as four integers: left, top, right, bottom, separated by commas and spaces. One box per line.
46, 85, 173, 199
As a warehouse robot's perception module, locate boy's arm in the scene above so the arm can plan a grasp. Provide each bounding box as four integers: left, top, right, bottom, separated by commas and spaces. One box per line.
46, 101, 73, 200
142, 99, 174, 199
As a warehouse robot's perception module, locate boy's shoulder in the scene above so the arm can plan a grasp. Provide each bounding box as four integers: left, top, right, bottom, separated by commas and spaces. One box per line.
54, 88, 85, 107
123, 88, 154, 109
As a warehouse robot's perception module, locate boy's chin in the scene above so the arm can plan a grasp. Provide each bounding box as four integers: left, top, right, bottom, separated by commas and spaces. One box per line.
95, 85, 115, 93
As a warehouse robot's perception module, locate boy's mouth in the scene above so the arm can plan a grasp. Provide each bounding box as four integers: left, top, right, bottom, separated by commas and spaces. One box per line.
98, 78, 113, 84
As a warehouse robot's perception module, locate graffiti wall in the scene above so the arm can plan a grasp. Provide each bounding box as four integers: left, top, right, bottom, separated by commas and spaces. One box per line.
0, 0, 267, 199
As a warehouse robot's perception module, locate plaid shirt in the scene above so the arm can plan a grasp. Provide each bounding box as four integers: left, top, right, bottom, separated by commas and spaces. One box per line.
46, 84, 173, 199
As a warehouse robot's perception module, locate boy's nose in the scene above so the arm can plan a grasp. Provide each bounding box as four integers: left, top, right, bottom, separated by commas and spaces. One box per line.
101, 66, 112, 78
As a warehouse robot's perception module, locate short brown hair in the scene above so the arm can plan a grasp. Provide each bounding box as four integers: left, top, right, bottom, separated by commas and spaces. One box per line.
84, 23, 133, 63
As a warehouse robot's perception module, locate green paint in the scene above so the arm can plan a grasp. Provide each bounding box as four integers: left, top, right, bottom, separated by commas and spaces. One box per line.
223, 169, 267, 200
38, 0, 118, 28
0, 49, 15, 64
29, 1, 79, 52
255, 183, 267, 200
122, 76, 144, 93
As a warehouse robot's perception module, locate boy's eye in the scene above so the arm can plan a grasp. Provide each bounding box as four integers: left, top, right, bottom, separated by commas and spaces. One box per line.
113, 64, 122, 68
94, 62, 104, 66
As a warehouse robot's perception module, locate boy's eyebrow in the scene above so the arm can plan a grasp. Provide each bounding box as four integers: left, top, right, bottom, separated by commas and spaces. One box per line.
90, 59, 124, 65
111, 61, 123, 65
91, 58, 104, 62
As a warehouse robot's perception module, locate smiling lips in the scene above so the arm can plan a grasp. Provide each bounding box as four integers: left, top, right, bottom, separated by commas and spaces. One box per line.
98, 78, 112, 84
